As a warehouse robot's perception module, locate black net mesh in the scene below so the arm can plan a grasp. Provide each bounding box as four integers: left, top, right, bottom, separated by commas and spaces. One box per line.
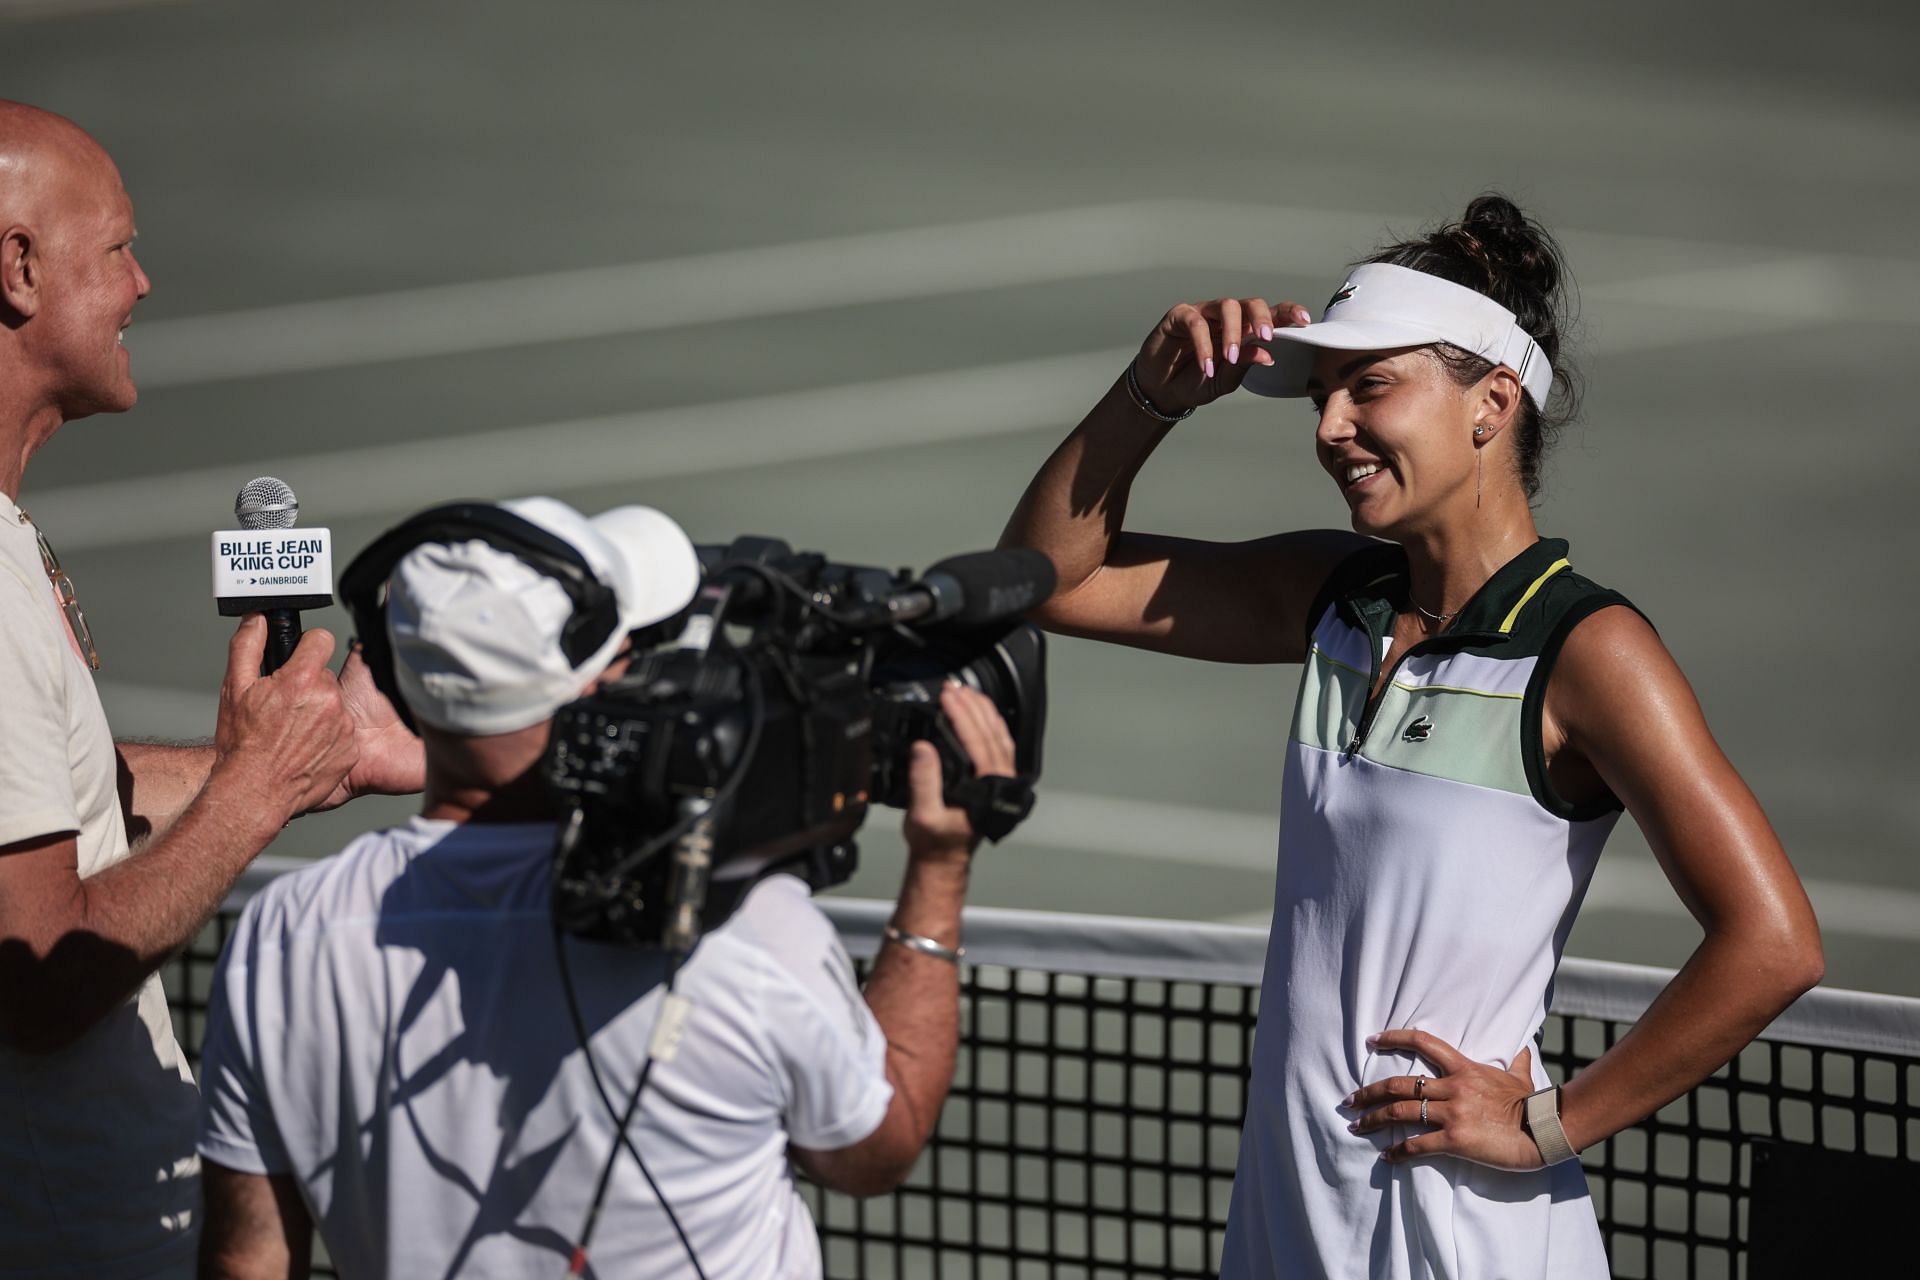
167, 905, 1918, 1279
799, 962, 1250, 1280
1541, 1014, 1920, 1279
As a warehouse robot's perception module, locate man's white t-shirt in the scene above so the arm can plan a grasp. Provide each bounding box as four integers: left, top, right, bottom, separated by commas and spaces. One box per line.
197, 816, 893, 1279
0, 494, 199, 1279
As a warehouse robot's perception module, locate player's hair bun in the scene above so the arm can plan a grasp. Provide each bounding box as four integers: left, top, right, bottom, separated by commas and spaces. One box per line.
1363, 193, 1581, 498
1450, 195, 1563, 321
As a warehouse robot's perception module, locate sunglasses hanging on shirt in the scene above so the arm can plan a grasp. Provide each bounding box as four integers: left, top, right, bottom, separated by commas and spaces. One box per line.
22, 512, 100, 671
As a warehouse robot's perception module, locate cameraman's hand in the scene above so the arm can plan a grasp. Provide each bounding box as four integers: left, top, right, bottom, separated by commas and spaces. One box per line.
1133, 297, 1314, 414
309, 641, 426, 812
901, 683, 1015, 862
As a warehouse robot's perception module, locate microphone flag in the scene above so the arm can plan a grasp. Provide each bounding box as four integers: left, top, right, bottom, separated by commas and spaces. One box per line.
210, 530, 333, 615
212, 476, 332, 615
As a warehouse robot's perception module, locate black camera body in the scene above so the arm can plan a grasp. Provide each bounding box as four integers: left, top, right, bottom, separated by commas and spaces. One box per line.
544, 536, 1048, 949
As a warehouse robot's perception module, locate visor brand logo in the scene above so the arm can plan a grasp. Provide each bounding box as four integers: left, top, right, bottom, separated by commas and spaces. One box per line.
1325, 282, 1358, 312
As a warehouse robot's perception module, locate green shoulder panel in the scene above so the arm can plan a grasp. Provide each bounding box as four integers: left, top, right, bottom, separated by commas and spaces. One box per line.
1289, 537, 1649, 817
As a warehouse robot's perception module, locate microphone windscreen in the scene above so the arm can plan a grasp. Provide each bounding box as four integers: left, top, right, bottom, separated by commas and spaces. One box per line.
236, 476, 299, 531
926, 548, 1057, 627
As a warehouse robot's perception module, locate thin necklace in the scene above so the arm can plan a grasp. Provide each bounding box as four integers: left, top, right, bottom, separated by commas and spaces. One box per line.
1412, 600, 1457, 628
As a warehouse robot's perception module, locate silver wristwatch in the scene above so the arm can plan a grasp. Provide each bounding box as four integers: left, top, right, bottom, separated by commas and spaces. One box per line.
1522, 1085, 1577, 1165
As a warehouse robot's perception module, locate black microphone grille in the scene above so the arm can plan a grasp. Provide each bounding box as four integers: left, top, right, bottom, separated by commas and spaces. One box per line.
235, 476, 299, 531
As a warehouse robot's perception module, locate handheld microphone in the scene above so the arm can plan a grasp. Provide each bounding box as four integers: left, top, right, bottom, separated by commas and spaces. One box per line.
212, 477, 333, 675
883, 548, 1057, 629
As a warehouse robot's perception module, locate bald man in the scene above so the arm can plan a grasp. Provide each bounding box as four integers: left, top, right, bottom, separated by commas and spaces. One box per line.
0, 102, 423, 1276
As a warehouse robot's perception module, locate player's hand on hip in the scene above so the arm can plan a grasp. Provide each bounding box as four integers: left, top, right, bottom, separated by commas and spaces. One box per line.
901, 683, 1016, 861
213, 615, 360, 826
1343, 1029, 1545, 1171
1132, 297, 1313, 414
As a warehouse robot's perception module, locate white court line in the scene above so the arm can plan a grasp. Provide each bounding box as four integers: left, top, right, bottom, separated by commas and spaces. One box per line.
125, 202, 1357, 389
1217, 867, 1920, 946
124, 200, 1920, 390
1585, 252, 1920, 323
1025, 792, 1920, 944
13, 294, 1831, 555
80, 683, 1920, 949
31, 349, 1134, 550
1024, 795, 1919, 945
40, 202, 1896, 552
1577, 857, 1920, 946
0, 0, 183, 16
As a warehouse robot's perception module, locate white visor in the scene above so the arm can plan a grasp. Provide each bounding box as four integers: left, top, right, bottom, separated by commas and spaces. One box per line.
1241, 262, 1553, 407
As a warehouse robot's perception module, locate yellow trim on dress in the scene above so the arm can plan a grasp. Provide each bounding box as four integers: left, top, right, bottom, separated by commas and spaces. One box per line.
1309, 646, 1370, 679
1498, 559, 1571, 634
1395, 680, 1524, 701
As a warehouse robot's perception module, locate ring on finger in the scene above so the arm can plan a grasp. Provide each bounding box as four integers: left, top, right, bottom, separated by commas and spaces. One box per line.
1419, 1097, 1429, 1125
1414, 1075, 1426, 1099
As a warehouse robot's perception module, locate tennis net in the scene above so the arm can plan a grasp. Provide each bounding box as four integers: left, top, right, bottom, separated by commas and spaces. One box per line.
167, 859, 1918, 1278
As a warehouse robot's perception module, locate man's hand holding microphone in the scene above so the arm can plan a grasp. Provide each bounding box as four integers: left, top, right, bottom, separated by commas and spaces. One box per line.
0, 481, 423, 1054
202, 617, 359, 839
207, 476, 424, 827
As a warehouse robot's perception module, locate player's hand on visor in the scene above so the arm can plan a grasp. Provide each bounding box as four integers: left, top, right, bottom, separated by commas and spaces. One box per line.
902, 683, 1016, 860
1133, 296, 1313, 414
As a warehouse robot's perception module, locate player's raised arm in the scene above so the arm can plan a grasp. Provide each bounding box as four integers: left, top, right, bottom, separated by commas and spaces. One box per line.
999, 296, 1365, 664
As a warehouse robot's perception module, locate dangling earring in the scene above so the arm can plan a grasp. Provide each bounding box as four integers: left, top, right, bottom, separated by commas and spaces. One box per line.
1474, 426, 1485, 508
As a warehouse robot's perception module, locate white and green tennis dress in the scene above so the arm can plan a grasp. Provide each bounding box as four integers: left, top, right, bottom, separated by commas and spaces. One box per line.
1221, 538, 1634, 1279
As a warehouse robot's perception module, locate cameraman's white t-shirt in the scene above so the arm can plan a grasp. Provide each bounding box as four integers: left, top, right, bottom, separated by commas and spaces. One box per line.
197, 818, 891, 1279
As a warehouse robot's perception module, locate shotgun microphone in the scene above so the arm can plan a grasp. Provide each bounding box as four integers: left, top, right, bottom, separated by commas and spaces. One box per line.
880, 548, 1057, 628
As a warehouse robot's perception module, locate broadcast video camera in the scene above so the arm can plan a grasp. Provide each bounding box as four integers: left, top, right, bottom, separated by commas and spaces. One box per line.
543, 537, 1052, 952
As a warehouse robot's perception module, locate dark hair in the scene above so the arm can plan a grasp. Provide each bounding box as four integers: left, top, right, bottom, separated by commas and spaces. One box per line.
1363, 193, 1579, 498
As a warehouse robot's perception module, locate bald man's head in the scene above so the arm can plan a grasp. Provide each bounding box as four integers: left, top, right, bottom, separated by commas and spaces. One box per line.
0, 101, 149, 424
0, 102, 118, 230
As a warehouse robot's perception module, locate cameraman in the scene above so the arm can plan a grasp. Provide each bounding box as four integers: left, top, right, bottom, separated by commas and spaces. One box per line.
194, 497, 1014, 1279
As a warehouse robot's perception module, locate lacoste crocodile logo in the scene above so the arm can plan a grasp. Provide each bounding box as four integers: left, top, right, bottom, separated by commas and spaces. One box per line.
1325, 281, 1357, 311
1402, 715, 1434, 743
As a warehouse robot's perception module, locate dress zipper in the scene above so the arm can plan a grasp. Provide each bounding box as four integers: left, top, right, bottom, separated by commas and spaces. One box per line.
1345, 630, 1424, 760
1344, 652, 1420, 759
1345, 604, 1387, 758
1343, 623, 1501, 758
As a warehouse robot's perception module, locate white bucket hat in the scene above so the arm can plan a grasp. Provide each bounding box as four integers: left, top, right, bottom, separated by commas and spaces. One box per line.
1241, 263, 1553, 406
387, 496, 700, 735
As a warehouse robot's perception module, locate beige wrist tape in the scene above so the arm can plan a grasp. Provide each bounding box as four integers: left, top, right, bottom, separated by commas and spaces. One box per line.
1523, 1085, 1577, 1165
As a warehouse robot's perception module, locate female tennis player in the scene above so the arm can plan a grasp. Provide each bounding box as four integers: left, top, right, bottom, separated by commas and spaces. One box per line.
1000, 195, 1823, 1276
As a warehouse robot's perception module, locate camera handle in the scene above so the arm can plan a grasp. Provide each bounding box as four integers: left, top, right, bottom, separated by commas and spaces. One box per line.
950, 773, 1037, 843
661, 797, 716, 955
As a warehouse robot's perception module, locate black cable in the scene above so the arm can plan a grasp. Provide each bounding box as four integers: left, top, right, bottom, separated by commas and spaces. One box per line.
554, 936, 708, 1279
549, 656, 769, 1278
594, 654, 766, 885
719, 559, 876, 630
